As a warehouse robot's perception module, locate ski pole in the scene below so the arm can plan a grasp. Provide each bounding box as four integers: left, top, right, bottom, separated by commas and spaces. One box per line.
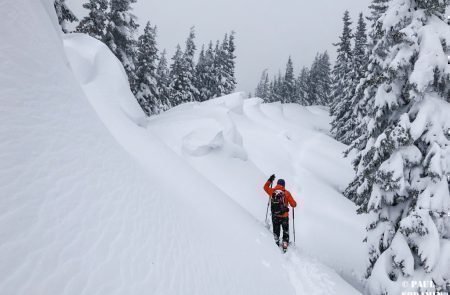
265, 181, 273, 227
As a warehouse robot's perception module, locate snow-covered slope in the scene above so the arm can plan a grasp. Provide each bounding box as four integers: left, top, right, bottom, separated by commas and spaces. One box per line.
147, 94, 368, 285
1, 0, 364, 294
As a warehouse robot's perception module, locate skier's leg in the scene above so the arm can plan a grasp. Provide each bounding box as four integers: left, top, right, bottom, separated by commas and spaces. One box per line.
281, 217, 290, 245
272, 216, 281, 246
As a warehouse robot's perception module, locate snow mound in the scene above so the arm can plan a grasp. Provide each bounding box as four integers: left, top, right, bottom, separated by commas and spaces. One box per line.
157, 94, 249, 160
205, 92, 246, 114
183, 128, 225, 156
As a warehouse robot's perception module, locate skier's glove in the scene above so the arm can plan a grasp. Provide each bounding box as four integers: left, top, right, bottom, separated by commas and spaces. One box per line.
268, 174, 275, 183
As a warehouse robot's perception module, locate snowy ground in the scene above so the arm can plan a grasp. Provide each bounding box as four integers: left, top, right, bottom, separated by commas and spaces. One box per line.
147, 94, 368, 288
1, 0, 366, 294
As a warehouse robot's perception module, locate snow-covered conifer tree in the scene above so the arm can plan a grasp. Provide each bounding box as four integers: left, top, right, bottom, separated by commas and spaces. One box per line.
315, 52, 332, 105
169, 45, 185, 106
282, 57, 296, 103
104, 0, 139, 85
346, 0, 391, 156
76, 0, 109, 41
195, 45, 209, 102
267, 80, 275, 103
205, 42, 218, 100
337, 13, 369, 145
295, 67, 310, 105
212, 34, 236, 97
330, 10, 355, 143
345, 1, 450, 293
352, 13, 368, 89
169, 28, 199, 105
306, 52, 332, 106
307, 54, 321, 105
134, 22, 160, 115
156, 50, 171, 111
255, 69, 270, 101
54, 0, 78, 33
211, 40, 222, 97
224, 32, 237, 94
272, 73, 284, 103
195, 43, 219, 102
178, 27, 199, 103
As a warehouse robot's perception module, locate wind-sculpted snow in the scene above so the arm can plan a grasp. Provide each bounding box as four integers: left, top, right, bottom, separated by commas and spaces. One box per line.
177, 95, 248, 160
62, 32, 362, 294
1, 1, 298, 295
1, 1, 366, 294
183, 129, 226, 157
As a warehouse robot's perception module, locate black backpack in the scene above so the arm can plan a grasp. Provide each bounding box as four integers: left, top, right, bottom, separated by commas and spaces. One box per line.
271, 189, 289, 216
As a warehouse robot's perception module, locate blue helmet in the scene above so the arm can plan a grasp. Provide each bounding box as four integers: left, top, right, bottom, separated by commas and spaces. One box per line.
277, 179, 285, 187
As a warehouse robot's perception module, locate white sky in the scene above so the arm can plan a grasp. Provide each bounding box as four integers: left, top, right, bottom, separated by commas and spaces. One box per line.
68, 0, 371, 93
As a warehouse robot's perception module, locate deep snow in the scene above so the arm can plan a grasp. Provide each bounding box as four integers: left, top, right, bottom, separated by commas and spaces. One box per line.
1, 0, 366, 294
147, 93, 368, 287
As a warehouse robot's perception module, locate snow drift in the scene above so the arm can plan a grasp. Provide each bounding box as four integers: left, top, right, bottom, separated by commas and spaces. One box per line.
1, 0, 365, 294
1, 1, 293, 294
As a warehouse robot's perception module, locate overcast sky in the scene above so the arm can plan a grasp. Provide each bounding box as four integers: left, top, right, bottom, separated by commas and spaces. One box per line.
68, 0, 371, 93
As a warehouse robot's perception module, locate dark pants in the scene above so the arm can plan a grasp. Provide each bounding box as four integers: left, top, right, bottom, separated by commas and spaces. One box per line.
272, 215, 289, 245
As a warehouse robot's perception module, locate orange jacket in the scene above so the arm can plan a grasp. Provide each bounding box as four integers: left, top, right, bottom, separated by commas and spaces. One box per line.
263, 181, 297, 218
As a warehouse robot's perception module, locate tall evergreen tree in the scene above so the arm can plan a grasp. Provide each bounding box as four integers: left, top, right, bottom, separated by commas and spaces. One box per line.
271, 73, 284, 103
315, 52, 332, 105
306, 54, 321, 105
306, 52, 332, 106
76, 0, 108, 40
104, 0, 139, 85
169, 45, 185, 106
195, 42, 219, 102
205, 42, 219, 100
54, 0, 78, 33
347, 0, 391, 155
134, 22, 160, 115
169, 28, 199, 105
255, 69, 270, 101
295, 67, 310, 105
267, 80, 275, 103
212, 34, 236, 97
282, 57, 296, 103
345, 1, 450, 293
195, 45, 209, 102
337, 13, 369, 145
224, 31, 237, 94
210, 40, 221, 97
184, 27, 199, 101
156, 50, 171, 111
330, 10, 355, 143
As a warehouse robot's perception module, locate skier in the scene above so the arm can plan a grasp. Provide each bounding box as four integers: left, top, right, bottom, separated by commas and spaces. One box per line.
264, 174, 297, 252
